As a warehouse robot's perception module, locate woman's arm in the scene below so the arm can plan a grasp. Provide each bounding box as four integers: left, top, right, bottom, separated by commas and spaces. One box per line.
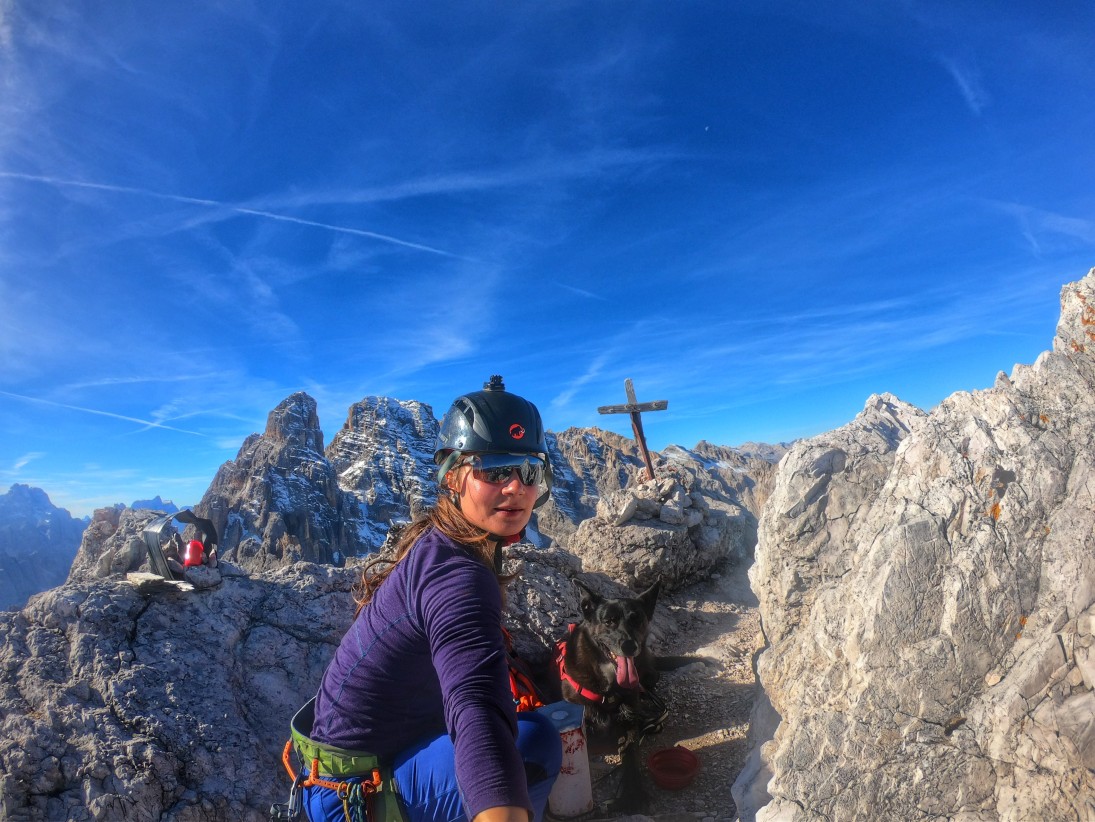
472, 806, 529, 822
417, 543, 532, 817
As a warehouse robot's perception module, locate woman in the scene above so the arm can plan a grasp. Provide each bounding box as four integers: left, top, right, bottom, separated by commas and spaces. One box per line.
302, 376, 562, 822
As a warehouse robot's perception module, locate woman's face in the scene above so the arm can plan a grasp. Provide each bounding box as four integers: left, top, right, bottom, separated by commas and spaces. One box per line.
450, 460, 539, 536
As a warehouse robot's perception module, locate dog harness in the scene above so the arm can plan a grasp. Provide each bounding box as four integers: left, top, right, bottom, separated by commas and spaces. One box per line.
555, 623, 644, 703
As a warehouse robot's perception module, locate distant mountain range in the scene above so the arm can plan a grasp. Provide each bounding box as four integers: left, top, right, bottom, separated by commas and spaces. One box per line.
130, 496, 180, 514
2, 399, 786, 598
0, 488, 191, 609
0, 485, 87, 610
186, 391, 786, 573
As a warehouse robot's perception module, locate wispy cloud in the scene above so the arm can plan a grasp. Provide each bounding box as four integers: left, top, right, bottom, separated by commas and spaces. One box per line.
0, 171, 465, 258
62, 372, 234, 391
10, 452, 44, 472
551, 351, 613, 410
235, 260, 302, 344
558, 283, 607, 301
1040, 212, 1095, 244
0, 0, 13, 51
0, 390, 206, 435
987, 200, 1095, 253
251, 148, 685, 211
939, 56, 990, 115
600, 272, 1056, 419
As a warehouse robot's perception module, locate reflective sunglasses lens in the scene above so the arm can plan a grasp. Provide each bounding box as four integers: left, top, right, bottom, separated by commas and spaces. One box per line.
481, 465, 518, 484
516, 461, 545, 486
469, 455, 545, 486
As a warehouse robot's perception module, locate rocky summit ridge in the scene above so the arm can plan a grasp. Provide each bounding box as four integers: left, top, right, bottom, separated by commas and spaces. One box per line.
0, 379, 766, 820
1, 265, 1093, 821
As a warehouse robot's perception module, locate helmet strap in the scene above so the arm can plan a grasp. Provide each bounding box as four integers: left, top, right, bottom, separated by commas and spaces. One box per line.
489, 529, 525, 573
436, 450, 463, 486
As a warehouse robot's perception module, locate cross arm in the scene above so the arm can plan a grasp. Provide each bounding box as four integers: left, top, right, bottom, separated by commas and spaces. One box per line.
597, 400, 669, 415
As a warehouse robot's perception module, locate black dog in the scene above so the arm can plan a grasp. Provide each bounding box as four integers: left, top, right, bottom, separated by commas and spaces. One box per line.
557, 579, 668, 814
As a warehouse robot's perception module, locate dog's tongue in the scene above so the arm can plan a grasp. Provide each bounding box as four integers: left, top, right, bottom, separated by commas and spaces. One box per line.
615, 655, 640, 689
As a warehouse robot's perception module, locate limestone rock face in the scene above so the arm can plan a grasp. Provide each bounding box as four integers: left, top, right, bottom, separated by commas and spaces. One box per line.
326, 396, 440, 548
0, 484, 86, 609
196, 393, 368, 571
0, 563, 357, 822
0, 542, 608, 821
67, 508, 160, 582
734, 269, 1095, 822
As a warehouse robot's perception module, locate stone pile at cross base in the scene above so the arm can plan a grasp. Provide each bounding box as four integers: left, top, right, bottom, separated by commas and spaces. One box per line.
734, 268, 1095, 821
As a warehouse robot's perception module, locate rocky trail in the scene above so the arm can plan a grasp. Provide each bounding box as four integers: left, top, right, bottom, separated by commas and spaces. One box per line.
570, 557, 761, 822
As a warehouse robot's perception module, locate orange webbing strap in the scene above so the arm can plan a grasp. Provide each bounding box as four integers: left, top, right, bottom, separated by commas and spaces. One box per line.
282, 740, 382, 793
502, 625, 546, 711
509, 667, 545, 712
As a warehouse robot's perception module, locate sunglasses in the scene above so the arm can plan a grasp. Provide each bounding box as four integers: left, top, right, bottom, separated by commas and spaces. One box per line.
460, 453, 548, 487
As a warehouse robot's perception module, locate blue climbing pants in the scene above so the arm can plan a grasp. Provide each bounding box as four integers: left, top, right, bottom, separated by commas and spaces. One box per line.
304, 711, 561, 822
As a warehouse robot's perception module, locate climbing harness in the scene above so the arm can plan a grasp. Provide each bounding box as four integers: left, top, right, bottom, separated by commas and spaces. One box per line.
270, 697, 406, 822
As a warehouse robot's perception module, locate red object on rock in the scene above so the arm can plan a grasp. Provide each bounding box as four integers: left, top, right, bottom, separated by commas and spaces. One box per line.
183, 540, 205, 567
647, 745, 701, 790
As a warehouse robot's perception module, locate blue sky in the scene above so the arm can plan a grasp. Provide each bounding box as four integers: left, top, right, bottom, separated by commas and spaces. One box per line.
1, 1, 1093, 517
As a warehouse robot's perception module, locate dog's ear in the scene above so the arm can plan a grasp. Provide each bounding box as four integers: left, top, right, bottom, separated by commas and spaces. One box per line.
574, 579, 601, 618
637, 580, 660, 619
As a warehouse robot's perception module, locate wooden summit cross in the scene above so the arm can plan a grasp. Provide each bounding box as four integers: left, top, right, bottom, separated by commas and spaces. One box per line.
597, 379, 668, 482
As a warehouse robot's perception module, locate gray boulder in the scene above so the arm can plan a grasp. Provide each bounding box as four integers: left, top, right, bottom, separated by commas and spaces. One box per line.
68, 508, 160, 582
568, 466, 755, 592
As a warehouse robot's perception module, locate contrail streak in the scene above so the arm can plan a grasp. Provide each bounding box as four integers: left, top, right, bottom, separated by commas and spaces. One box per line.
0, 390, 206, 436
0, 171, 463, 258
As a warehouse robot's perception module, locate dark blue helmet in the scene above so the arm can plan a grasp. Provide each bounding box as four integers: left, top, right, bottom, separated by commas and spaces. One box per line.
435, 375, 551, 507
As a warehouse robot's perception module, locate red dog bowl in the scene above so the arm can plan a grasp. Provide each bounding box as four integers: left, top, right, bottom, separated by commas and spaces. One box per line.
647, 745, 701, 790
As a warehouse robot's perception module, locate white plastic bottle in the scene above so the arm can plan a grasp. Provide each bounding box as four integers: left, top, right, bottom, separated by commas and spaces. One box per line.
537, 701, 594, 818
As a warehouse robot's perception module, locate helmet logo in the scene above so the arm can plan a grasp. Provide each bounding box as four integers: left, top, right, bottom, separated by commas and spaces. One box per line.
509, 423, 525, 440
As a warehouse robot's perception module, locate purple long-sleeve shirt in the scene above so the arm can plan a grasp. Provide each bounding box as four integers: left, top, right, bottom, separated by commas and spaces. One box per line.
311, 527, 528, 818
